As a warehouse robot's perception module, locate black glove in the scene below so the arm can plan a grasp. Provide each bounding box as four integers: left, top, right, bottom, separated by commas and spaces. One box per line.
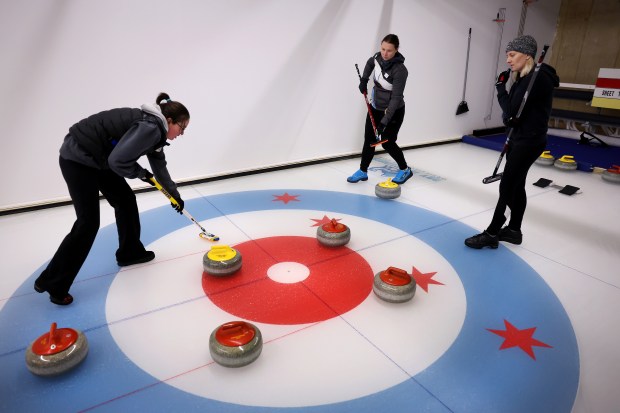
359, 78, 368, 95
171, 197, 184, 214
496, 69, 510, 87
506, 116, 520, 128
376, 123, 386, 137
140, 170, 155, 186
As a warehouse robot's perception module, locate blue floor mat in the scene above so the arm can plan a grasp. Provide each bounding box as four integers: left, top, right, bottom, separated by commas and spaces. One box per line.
462, 133, 620, 171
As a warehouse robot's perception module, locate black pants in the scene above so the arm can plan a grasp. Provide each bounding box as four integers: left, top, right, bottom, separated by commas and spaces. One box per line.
360, 105, 407, 171
36, 156, 147, 296
487, 140, 546, 234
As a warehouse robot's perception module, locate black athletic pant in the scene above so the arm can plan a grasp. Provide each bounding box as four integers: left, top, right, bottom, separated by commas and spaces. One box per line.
486, 140, 546, 234
360, 105, 407, 171
36, 156, 146, 296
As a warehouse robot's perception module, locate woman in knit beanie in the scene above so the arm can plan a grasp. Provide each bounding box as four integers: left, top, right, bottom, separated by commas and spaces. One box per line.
465, 35, 560, 249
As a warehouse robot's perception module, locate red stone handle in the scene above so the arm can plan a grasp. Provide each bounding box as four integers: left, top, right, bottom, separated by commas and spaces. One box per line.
384, 267, 409, 281
380, 267, 412, 286
216, 321, 255, 346
48, 322, 58, 350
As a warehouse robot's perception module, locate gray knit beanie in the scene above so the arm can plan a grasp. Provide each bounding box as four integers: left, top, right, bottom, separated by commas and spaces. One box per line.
506, 35, 537, 58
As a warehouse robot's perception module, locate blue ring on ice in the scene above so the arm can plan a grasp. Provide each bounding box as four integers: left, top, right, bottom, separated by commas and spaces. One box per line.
0, 189, 579, 412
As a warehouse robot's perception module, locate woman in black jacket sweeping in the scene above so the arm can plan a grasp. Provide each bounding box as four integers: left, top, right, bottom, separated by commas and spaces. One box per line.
465, 35, 559, 249
35, 92, 189, 305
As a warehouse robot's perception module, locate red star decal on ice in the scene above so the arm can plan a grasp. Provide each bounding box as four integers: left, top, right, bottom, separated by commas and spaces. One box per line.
310, 215, 341, 227
487, 319, 552, 360
272, 193, 300, 204
411, 266, 443, 293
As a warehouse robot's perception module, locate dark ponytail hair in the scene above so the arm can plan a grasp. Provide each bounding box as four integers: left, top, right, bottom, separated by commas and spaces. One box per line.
382, 34, 400, 50
156, 92, 190, 123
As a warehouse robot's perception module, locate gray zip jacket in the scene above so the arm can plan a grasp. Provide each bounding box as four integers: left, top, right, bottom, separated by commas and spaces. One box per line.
360, 51, 408, 126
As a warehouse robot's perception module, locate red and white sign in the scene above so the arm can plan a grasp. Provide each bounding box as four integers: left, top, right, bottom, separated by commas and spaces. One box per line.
592, 68, 620, 109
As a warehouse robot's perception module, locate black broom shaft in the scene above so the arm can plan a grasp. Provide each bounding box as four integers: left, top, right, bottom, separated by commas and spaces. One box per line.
462, 28, 472, 100
492, 129, 514, 175
512, 45, 549, 122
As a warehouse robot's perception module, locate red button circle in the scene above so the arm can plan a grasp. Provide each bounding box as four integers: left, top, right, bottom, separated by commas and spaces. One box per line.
202, 236, 373, 325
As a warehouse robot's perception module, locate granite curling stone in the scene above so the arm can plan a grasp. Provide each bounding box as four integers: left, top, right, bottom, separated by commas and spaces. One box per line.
317, 219, 350, 247
25, 322, 88, 376
373, 267, 416, 303
602, 165, 620, 183
203, 245, 242, 276
554, 155, 578, 171
209, 321, 263, 368
375, 178, 401, 199
535, 150, 555, 166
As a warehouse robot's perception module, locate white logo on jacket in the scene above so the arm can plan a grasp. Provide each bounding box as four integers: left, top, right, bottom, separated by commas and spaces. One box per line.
373, 58, 393, 91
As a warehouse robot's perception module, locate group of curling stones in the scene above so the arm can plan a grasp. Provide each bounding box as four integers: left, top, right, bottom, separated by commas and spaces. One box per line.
535, 151, 620, 184
25, 176, 412, 375
535, 151, 579, 170
24, 243, 258, 376
202, 244, 262, 367
371, 176, 416, 301
203, 214, 417, 368
316, 219, 416, 304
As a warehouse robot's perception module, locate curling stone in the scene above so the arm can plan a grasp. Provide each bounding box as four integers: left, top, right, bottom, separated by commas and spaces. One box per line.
209, 321, 263, 368
317, 219, 350, 247
602, 165, 620, 184
25, 322, 88, 376
554, 155, 578, 171
375, 178, 401, 199
535, 150, 555, 166
373, 267, 416, 303
203, 245, 242, 276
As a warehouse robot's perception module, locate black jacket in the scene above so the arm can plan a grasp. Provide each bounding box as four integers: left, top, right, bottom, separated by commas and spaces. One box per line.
68, 108, 167, 169
60, 105, 181, 199
497, 63, 560, 144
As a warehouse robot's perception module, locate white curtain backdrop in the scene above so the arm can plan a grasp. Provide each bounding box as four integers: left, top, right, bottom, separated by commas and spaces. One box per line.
0, 0, 561, 209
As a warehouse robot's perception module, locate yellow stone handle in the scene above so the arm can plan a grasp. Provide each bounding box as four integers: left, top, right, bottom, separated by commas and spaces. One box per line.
378, 178, 399, 188
207, 245, 237, 261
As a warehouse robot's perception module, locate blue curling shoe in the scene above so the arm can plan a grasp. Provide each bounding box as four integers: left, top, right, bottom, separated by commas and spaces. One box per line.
347, 169, 368, 183
392, 167, 412, 184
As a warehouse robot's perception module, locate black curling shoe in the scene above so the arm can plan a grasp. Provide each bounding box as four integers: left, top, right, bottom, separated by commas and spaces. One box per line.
464, 231, 499, 249
498, 227, 523, 245
117, 251, 155, 267
34, 281, 74, 305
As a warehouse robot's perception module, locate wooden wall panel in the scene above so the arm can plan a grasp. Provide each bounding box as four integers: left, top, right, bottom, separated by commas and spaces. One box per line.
549, 0, 593, 82
577, 0, 620, 84
550, 0, 620, 119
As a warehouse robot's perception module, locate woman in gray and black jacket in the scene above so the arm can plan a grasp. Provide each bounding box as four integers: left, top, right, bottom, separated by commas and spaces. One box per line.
349, 34, 412, 185
35, 92, 189, 305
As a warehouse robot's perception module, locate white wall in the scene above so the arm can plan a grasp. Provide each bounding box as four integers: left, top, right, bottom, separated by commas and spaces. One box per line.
0, 0, 561, 210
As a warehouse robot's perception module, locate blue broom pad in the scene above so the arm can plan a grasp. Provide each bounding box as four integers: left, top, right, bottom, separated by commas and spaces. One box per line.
462, 133, 620, 171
